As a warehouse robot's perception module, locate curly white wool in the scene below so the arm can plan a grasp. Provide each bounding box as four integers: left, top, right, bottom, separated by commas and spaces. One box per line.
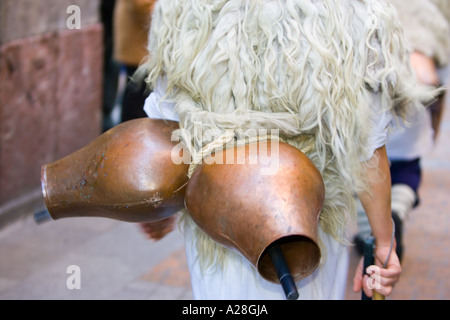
139, 0, 432, 266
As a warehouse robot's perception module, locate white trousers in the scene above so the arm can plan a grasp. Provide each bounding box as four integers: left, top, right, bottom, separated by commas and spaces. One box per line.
184, 225, 350, 300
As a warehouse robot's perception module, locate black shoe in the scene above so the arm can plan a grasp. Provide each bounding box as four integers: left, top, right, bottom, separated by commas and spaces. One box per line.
392, 212, 403, 262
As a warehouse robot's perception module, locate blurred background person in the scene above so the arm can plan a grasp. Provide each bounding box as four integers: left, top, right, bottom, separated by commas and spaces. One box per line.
113, 0, 156, 122
101, 0, 120, 132
354, 0, 450, 261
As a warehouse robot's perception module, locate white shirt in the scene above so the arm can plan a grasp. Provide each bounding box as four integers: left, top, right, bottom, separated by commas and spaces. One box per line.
386, 106, 434, 160
143, 77, 179, 122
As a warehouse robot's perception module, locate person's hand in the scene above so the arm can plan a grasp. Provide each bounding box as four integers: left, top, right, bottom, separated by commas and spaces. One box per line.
410, 51, 439, 86
138, 215, 177, 241
353, 244, 402, 298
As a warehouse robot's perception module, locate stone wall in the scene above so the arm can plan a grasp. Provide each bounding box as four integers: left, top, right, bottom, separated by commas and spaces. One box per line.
0, 0, 103, 228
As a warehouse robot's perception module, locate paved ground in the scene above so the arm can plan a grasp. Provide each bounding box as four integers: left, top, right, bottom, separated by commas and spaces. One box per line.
1, 105, 449, 300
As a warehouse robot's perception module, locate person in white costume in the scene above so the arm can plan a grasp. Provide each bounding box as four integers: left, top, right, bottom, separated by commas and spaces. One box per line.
137, 0, 434, 299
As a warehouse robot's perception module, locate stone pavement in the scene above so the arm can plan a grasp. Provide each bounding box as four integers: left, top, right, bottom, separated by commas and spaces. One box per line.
0, 215, 193, 300
1, 108, 449, 300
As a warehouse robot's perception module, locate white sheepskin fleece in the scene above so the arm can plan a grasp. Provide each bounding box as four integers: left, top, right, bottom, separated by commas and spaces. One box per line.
140, 0, 433, 266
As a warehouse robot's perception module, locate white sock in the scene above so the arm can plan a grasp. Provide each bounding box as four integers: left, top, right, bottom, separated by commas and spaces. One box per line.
391, 184, 416, 221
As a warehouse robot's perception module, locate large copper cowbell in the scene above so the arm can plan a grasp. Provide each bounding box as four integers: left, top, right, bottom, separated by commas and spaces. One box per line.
185, 140, 324, 283
41, 118, 189, 222
41, 119, 324, 284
